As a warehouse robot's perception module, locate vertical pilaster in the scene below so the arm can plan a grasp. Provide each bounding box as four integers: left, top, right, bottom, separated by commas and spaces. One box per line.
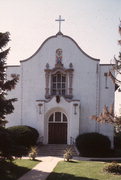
69, 71, 73, 97
45, 70, 50, 98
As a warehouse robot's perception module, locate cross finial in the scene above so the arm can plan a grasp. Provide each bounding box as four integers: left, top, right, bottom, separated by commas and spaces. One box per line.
55, 15, 65, 32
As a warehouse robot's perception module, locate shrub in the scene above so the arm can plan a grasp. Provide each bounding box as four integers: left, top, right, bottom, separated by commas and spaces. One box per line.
7, 125, 39, 148
104, 162, 121, 174
114, 131, 121, 149
29, 146, 38, 160
76, 133, 111, 157
10, 145, 28, 157
63, 148, 73, 162
0, 127, 13, 158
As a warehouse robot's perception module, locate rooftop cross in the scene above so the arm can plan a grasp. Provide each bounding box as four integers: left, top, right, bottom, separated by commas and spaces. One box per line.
55, 15, 65, 32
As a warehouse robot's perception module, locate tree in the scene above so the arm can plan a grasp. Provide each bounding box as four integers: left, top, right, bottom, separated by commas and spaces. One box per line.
0, 32, 19, 126
91, 104, 121, 132
108, 21, 121, 86
91, 21, 121, 131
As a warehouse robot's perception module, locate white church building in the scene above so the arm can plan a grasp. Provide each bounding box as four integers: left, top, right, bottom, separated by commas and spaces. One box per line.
6, 18, 115, 145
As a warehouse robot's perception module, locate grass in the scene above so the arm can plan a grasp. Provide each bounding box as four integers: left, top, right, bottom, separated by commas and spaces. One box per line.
47, 160, 121, 180
0, 159, 40, 180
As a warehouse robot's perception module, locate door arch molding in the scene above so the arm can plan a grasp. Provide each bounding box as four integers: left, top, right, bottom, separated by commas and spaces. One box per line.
44, 107, 69, 144
48, 111, 68, 144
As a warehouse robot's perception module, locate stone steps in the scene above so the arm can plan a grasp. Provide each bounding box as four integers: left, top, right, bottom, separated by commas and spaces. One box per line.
37, 144, 78, 157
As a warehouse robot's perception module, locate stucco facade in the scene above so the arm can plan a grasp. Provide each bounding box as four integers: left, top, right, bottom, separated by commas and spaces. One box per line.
6, 32, 115, 146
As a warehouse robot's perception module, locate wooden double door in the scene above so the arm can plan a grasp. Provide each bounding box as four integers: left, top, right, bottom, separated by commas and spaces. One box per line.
48, 112, 67, 144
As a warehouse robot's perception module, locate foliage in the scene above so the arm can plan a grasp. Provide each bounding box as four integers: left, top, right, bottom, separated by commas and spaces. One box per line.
91, 105, 121, 132
0, 159, 39, 180
63, 148, 73, 162
0, 32, 19, 126
29, 146, 38, 160
108, 21, 121, 85
104, 162, 121, 174
7, 125, 39, 147
76, 133, 111, 157
10, 145, 28, 158
114, 131, 121, 149
0, 127, 13, 159
0, 126, 28, 159
91, 22, 121, 132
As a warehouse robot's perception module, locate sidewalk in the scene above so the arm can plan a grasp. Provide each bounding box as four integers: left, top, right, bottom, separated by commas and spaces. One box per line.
18, 156, 62, 180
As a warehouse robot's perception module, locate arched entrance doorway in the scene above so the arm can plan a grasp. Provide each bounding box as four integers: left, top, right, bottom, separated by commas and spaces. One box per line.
48, 112, 67, 144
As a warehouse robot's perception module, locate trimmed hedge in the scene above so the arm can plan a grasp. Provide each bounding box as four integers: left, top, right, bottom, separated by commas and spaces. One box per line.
114, 131, 121, 149
10, 145, 28, 157
7, 125, 39, 148
0, 127, 14, 158
76, 132, 111, 157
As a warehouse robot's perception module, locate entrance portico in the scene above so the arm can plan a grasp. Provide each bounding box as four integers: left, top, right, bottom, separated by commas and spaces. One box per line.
37, 96, 80, 144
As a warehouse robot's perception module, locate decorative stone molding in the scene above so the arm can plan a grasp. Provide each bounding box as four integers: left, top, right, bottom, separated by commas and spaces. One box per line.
68, 71, 73, 98
45, 63, 51, 98
44, 50, 74, 99
38, 103, 43, 114
104, 72, 109, 89
73, 103, 78, 115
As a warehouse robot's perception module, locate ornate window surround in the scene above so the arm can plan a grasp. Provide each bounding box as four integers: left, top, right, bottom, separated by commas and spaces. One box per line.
45, 62, 74, 99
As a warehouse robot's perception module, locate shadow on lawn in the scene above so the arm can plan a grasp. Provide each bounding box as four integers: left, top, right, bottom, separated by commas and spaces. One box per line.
47, 172, 98, 180
0, 160, 41, 180
66, 160, 79, 163
0, 161, 31, 180
90, 159, 121, 163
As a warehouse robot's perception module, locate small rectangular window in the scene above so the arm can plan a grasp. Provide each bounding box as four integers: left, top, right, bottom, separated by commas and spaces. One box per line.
53, 83, 56, 88
52, 90, 56, 95
63, 114, 67, 122
57, 74, 61, 82
55, 112, 61, 121
62, 90, 65, 95
62, 76, 66, 82
49, 114, 53, 122
57, 83, 61, 88
62, 83, 65, 88
53, 76, 56, 82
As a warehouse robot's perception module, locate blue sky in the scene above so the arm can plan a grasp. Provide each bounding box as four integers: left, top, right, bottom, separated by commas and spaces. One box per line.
0, 0, 121, 65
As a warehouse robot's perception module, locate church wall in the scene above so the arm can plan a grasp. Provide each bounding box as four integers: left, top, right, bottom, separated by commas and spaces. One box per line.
73, 61, 98, 134
98, 65, 115, 146
115, 90, 121, 115
6, 34, 115, 146
6, 66, 21, 127
20, 61, 43, 132
19, 34, 99, 135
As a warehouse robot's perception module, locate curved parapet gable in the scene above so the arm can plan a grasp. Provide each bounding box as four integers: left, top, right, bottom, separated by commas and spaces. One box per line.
20, 33, 100, 63
63, 35, 100, 62
20, 34, 58, 63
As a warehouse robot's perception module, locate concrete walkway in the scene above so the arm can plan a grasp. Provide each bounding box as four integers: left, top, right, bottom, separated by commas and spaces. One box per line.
18, 156, 62, 180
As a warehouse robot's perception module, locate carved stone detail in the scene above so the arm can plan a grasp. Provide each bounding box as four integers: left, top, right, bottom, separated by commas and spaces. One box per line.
45, 63, 51, 98
44, 57, 74, 99
45, 71, 49, 98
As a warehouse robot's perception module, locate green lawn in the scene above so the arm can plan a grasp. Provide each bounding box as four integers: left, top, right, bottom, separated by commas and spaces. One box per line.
0, 159, 40, 180
47, 160, 121, 180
